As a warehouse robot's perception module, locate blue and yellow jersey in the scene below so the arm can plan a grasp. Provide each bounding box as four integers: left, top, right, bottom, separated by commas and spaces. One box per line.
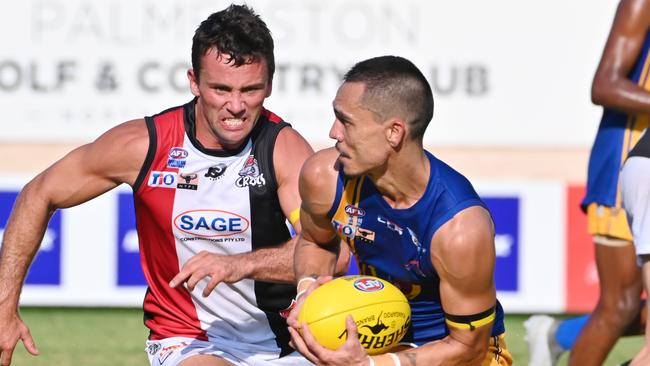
582, 30, 650, 209
328, 151, 505, 344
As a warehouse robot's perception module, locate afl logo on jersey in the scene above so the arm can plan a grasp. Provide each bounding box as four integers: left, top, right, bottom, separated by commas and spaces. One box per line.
345, 205, 365, 217
174, 209, 249, 237
169, 147, 188, 159
168, 147, 188, 168
353, 277, 385, 292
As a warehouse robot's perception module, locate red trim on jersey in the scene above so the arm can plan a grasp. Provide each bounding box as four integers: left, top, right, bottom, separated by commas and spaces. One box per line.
262, 108, 283, 124
136, 106, 207, 341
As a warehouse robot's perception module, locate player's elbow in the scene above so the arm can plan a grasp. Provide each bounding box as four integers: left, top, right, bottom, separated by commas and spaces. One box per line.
20, 175, 57, 213
591, 87, 607, 107
591, 75, 613, 107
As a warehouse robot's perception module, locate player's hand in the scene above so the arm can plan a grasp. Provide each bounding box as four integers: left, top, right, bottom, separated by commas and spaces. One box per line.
0, 310, 39, 366
169, 251, 246, 297
288, 314, 368, 366
287, 275, 331, 329
630, 345, 650, 366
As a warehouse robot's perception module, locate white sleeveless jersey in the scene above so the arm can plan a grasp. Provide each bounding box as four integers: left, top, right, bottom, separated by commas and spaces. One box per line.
133, 99, 296, 356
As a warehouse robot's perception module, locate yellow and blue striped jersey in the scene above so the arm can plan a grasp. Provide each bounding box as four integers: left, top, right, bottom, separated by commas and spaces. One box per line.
327, 151, 505, 344
583, 30, 650, 209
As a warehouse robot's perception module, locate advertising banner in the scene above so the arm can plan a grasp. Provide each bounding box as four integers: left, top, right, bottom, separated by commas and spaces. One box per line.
0, 0, 616, 147
0, 180, 596, 312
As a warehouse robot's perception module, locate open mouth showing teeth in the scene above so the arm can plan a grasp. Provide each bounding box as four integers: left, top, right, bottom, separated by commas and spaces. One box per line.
223, 118, 244, 127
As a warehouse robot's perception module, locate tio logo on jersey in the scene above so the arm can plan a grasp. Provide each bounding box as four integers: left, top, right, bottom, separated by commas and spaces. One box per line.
148, 171, 176, 188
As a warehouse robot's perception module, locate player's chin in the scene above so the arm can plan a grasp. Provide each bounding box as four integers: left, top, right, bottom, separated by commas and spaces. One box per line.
340, 162, 362, 177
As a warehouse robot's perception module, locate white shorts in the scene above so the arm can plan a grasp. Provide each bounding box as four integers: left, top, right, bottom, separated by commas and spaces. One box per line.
621, 157, 650, 258
145, 337, 313, 366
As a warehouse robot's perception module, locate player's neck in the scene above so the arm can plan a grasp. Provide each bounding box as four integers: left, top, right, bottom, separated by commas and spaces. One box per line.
370, 148, 430, 210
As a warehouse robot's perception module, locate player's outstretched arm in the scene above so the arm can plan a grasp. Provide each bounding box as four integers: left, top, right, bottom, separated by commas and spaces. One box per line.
170, 127, 316, 294
394, 206, 497, 366
591, 0, 650, 113
0, 119, 148, 366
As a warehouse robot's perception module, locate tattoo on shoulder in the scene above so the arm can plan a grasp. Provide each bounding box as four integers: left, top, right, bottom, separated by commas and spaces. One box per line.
405, 352, 416, 366
308, 273, 318, 279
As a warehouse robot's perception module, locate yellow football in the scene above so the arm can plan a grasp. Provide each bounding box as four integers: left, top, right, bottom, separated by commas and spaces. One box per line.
298, 275, 411, 355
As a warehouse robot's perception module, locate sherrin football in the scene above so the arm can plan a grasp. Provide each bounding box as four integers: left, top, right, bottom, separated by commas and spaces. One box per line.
297, 275, 411, 355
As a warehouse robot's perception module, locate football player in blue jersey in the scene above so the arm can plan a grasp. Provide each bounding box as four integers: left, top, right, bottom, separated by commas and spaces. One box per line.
288, 55, 512, 366
526, 0, 650, 365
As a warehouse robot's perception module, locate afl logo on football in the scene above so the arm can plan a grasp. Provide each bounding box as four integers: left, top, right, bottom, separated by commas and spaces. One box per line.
169, 147, 189, 159
353, 277, 385, 292
345, 205, 365, 217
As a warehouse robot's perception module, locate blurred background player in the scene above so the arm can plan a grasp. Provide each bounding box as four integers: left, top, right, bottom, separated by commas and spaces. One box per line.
0, 4, 318, 366
526, 0, 650, 365
622, 111, 650, 365
288, 56, 512, 365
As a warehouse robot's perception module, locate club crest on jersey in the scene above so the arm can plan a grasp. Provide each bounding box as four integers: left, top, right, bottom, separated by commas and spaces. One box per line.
177, 172, 199, 190
167, 147, 188, 168
148, 171, 177, 188
205, 163, 227, 180
236, 155, 266, 188
174, 209, 249, 237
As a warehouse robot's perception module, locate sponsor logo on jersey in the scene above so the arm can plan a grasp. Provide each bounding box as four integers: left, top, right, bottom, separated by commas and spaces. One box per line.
332, 220, 356, 239
377, 216, 403, 235
406, 227, 421, 248
345, 205, 365, 217
236, 155, 266, 188
174, 209, 249, 237
205, 163, 227, 180
355, 227, 375, 244
177, 172, 199, 190
167, 147, 188, 168
353, 277, 384, 292
148, 171, 177, 188
167, 159, 186, 168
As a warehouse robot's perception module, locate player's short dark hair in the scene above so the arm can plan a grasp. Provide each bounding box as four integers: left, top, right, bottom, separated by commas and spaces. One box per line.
191, 4, 274, 82
343, 56, 434, 142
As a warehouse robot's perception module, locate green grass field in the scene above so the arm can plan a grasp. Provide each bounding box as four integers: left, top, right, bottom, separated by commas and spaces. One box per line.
9, 308, 644, 365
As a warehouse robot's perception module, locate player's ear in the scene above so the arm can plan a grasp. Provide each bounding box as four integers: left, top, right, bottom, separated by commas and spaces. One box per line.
265, 80, 273, 98
188, 68, 200, 97
385, 118, 406, 148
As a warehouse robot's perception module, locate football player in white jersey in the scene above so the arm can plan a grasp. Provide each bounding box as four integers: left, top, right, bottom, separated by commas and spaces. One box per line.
0, 4, 344, 366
